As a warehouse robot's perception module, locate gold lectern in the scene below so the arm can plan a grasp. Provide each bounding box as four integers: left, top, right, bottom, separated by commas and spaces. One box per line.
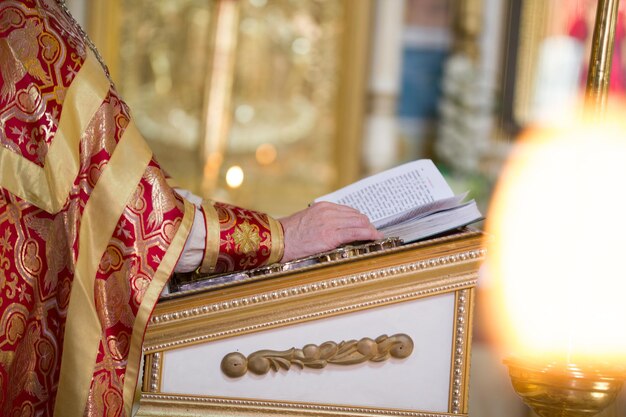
136, 229, 484, 417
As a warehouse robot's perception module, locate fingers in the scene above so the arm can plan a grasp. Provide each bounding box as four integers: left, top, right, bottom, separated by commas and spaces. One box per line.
332, 226, 384, 245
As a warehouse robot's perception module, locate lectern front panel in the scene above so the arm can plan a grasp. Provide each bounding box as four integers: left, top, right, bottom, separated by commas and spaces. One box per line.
137, 230, 483, 417
161, 293, 454, 410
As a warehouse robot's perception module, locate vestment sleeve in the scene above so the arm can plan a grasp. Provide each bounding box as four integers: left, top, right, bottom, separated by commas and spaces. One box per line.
0, 2, 281, 416
173, 189, 285, 274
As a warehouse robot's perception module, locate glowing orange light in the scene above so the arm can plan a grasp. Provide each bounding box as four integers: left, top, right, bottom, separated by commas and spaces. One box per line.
484, 112, 626, 364
255, 143, 277, 165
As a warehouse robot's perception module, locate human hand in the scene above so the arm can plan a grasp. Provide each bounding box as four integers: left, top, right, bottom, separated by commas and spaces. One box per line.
279, 202, 384, 262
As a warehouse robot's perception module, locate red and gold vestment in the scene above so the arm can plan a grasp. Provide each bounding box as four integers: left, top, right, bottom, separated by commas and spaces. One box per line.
0, 1, 283, 415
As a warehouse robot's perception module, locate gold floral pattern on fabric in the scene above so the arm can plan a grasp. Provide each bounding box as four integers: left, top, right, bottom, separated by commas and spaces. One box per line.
0, 2, 282, 416
232, 221, 261, 255
213, 202, 275, 273
0, 191, 70, 417
84, 160, 186, 417
0, 0, 86, 167
83, 371, 123, 417
0, 3, 187, 410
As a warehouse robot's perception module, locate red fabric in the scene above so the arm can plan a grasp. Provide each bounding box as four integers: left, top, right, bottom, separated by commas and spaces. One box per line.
0, 0, 86, 166
0, 2, 282, 416
0, 1, 189, 413
214, 202, 275, 273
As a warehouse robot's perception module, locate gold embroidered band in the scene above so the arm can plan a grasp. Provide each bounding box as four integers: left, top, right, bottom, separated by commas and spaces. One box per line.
122, 198, 195, 416
0, 51, 109, 213
198, 199, 220, 274
266, 215, 284, 265
54, 121, 152, 417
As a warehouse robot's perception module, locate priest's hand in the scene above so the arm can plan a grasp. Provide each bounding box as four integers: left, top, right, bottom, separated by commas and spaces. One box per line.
279, 202, 383, 263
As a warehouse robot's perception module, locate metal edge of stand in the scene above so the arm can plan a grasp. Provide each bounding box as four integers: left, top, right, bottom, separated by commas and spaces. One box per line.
163, 228, 483, 300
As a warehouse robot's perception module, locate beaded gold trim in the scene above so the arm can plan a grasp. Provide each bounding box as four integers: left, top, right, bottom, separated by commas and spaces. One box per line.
149, 249, 485, 329
139, 393, 466, 417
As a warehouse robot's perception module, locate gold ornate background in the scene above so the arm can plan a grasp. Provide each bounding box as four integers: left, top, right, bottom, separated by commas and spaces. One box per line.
88, 0, 371, 216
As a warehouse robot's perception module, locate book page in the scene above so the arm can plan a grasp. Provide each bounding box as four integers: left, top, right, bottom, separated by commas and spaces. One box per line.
315, 160, 454, 224
375, 192, 468, 229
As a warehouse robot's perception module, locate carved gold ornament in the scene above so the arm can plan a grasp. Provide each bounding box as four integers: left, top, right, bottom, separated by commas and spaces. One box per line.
221, 334, 414, 378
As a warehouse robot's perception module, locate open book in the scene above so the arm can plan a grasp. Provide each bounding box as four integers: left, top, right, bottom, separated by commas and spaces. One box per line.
315, 159, 483, 243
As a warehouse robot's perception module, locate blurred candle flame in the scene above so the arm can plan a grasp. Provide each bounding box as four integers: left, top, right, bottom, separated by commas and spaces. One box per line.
225, 165, 244, 189
484, 109, 626, 366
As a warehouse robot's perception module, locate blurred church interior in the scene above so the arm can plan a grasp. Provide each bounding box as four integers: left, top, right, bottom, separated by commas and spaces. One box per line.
64, 0, 626, 416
